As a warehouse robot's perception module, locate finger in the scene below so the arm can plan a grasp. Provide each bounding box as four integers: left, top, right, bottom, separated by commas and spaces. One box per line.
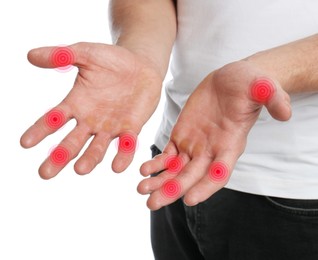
137, 157, 186, 195
249, 78, 291, 121
266, 87, 292, 121
74, 133, 111, 175
27, 45, 76, 69
27, 42, 112, 70
140, 141, 180, 176
20, 106, 72, 148
146, 157, 210, 210
138, 152, 188, 194
140, 155, 167, 177
140, 152, 186, 177
111, 132, 138, 173
183, 152, 237, 206
39, 126, 91, 179
138, 171, 173, 195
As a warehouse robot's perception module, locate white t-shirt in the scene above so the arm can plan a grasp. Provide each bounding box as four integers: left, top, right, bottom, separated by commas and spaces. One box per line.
155, 0, 318, 199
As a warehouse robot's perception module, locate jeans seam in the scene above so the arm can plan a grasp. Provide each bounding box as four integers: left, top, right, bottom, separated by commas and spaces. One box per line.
196, 204, 202, 242
265, 196, 318, 216
195, 203, 207, 257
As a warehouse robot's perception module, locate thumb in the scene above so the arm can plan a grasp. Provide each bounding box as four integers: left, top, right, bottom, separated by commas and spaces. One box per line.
250, 78, 292, 121
27, 45, 76, 69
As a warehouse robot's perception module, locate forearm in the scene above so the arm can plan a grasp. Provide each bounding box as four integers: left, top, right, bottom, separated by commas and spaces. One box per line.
109, 0, 177, 78
246, 34, 318, 93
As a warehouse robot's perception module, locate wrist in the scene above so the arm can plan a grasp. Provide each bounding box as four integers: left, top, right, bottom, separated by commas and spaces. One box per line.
115, 37, 167, 80
243, 34, 318, 94
243, 51, 293, 93
212, 60, 284, 102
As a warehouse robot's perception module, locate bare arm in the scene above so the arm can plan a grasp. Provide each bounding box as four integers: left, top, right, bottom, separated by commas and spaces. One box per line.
247, 33, 318, 93
109, 0, 177, 78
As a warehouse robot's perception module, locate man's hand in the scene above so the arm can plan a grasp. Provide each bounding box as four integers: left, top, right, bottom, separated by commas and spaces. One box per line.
138, 61, 291, 210
20, 42, 162, 179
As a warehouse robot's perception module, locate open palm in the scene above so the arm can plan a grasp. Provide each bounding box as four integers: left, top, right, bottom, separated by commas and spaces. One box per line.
138, 61, 291, 210
20, 42, 162, 179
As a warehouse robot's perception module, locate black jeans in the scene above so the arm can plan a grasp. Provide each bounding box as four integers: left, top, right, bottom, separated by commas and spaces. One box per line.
150, 145, 318, 260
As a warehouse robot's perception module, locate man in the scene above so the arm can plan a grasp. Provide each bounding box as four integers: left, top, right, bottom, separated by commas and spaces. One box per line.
21, 0, 318, 259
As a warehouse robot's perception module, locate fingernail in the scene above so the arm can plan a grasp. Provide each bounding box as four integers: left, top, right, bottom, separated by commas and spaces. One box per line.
183, 198, 198, 207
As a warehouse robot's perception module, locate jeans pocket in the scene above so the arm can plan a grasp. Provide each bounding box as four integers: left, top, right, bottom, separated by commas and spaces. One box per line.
151, 144, 162, 158
265, 196, 318, 217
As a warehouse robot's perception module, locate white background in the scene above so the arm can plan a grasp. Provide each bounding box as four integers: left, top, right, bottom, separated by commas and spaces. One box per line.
1, 0, 168, 259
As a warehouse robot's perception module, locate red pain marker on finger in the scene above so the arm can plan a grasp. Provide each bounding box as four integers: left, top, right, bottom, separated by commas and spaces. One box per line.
45, 109, 66, 129
50, 146, 70, 166
161, 179, 182, 199
51, 46, 75, 72
118, 134, 137, 154
250, 78, 275, 103
208, 162, 229, 183
164, 155, 184, 174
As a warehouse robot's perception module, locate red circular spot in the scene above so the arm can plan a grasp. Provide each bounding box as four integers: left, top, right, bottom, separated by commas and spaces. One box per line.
208, 162, 229, 183
118, 134, 136, 154
250, 78, 275, 103
51, 47, 75, 72
45, 109, 66, 129
161, 179, 182, 199
50, 146, 69, 166
164, 155, 184, 174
